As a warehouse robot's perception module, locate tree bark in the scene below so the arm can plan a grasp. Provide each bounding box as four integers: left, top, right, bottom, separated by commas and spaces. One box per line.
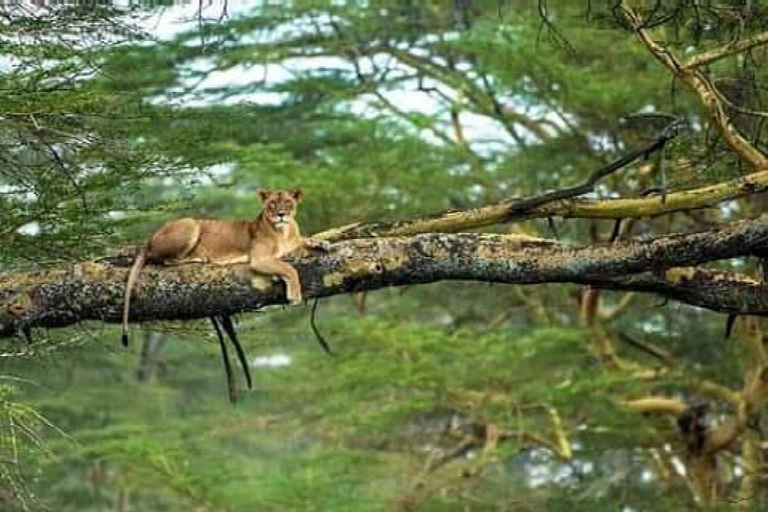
2, 219, 768, 337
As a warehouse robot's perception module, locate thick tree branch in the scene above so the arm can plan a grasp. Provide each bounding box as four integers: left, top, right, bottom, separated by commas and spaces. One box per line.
3, 220, 768, 337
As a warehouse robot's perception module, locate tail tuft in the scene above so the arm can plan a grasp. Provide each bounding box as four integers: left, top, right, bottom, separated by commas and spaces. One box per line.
121, 333, 129, 347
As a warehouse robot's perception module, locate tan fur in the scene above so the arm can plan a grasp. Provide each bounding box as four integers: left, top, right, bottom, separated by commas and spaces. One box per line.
121, 188, 328, 345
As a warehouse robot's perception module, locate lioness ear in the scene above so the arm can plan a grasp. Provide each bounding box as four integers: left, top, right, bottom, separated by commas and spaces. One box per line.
289, 188, 304, 202
257, 189, 271, 202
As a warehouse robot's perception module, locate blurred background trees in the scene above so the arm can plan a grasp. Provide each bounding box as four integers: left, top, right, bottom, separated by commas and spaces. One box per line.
1, 1, 767, 510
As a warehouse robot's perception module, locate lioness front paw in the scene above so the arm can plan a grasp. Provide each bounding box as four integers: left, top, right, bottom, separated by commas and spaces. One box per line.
286, 288, 303, 305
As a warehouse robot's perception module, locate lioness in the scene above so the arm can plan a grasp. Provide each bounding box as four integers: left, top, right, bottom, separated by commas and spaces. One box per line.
121, 188, 328, 346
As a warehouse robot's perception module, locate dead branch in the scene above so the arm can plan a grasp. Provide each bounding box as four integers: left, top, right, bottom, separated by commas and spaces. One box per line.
316, 169, 768, 242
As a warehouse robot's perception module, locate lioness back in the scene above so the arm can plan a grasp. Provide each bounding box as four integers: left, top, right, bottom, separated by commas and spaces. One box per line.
193, 219, 254, 260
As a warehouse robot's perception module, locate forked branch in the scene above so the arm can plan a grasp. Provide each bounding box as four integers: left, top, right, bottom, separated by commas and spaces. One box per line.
619, 1, 768, 169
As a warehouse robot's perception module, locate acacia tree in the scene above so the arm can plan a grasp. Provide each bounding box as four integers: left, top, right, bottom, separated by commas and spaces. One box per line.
2, 1, 768, 510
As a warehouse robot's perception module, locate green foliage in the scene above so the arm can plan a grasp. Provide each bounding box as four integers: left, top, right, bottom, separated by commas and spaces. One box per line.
2, 1, 766, 510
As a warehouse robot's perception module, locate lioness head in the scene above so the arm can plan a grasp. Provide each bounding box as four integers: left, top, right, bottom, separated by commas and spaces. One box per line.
258, 188, 303, 231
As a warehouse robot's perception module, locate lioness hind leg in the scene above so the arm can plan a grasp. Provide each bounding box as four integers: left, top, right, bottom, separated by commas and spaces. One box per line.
165, 255, 247, 266
148, 218, 201, 261
164, 257, 208, 266
211, 255, 249, 266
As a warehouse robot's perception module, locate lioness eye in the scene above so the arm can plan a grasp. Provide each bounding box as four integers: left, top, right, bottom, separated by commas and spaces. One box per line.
268, 201, 276, 208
